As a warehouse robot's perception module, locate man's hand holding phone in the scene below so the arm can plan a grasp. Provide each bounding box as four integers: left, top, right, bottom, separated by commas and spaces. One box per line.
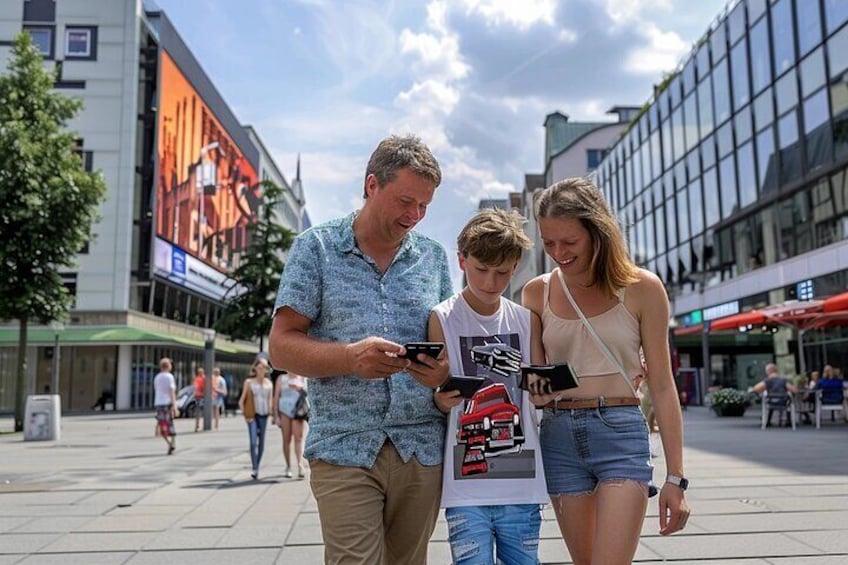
345, 337, 411, 379
402, 342, 449, 389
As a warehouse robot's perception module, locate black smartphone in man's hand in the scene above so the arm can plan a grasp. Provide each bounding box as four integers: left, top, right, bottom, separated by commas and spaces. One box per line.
438, 376, 487, 399
401, 342, 445, 363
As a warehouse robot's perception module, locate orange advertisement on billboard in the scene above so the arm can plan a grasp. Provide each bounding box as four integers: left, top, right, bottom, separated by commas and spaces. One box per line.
156, 50, 259, 275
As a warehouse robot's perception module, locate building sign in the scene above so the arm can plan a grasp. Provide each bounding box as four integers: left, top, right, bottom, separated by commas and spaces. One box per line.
702, 301, 740, 321
154, 237, 242, 301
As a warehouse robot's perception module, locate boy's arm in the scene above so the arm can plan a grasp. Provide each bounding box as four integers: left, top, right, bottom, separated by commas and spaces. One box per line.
428, 311, 462, 413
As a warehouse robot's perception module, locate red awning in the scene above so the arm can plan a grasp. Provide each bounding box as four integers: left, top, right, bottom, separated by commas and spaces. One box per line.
674, 324, 703, 336
823, 291, 848, 313
709, 310, 766, 331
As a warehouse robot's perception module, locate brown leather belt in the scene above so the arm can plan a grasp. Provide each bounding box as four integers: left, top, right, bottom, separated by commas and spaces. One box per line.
542, 396, 641, 410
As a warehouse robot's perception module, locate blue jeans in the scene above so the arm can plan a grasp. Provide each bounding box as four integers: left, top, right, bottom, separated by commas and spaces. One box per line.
247, 414, 268, 472
445, 504, 541, 565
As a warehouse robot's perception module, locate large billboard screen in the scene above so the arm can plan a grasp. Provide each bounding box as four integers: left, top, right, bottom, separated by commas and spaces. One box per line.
155, 50, 259, 300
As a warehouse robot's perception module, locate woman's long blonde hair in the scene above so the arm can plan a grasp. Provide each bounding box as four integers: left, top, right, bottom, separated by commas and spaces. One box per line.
534, 177, 639, 297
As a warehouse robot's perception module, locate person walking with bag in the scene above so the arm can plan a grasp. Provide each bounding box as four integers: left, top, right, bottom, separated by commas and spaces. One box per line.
522, 178, 690, 564
239, 357, 273, 479
273, 370, 307, 479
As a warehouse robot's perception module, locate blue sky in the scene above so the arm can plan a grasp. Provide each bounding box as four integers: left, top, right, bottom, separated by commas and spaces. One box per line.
150, 0, 728, 285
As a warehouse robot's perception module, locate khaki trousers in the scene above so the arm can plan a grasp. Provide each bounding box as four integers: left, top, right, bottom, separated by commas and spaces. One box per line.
309, 442, 442, 565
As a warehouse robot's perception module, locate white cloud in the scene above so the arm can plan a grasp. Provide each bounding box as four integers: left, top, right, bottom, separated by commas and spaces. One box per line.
461, 0, 557, 30
625, 23, 688, 75
604, 0, 673, 25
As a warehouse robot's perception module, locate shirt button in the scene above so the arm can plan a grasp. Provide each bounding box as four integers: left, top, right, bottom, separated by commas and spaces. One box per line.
384, 326, 388, 332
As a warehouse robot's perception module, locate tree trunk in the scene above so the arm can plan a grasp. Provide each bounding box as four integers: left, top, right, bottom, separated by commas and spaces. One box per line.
14, 316, 29, 432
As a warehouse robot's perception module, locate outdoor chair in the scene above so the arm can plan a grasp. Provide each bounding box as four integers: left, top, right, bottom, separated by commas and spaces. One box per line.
815, 380, 846, 429
761, 390, 796, 430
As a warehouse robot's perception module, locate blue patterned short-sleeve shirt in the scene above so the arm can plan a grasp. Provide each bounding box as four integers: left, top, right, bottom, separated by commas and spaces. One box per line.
274, 212, 454, 469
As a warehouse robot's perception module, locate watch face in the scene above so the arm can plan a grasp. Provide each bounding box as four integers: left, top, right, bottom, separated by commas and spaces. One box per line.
679, 477, 689, 490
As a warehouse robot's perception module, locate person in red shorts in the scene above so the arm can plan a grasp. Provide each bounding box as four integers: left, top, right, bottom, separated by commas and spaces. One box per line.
153, 357, 177, 455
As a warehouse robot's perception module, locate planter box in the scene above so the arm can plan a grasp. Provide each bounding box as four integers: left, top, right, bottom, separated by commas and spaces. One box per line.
713, 405, 747, 417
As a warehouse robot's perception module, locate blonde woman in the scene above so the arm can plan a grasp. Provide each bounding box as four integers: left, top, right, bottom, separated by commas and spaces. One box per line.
272, 370, 307, 479
239, 357, 273, 479
522, 178, 690, 564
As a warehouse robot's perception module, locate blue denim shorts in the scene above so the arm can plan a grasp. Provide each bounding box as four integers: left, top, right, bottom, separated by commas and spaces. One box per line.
539, 405, 655, 496
445, 504, 541, 565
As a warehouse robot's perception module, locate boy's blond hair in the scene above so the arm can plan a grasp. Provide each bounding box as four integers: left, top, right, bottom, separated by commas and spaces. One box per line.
457, 208, 533, 265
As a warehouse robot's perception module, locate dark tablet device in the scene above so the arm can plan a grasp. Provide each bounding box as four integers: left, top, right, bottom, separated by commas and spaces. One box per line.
401, 342, 445, 363
519, 363, 579, 393
438, 376, 487, 399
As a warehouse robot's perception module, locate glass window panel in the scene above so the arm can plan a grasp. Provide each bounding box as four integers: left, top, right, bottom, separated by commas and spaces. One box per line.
641, 140, 652, 183
824, 0, 848, 35
655, 202, 666, 253
663, 171, 675, 200
750, 16, 772, 95
666, 247, 678, 286
661, 117, 673, 169
796, 0, 822, 57
772, 0, 796, 76
800, 47, 826, 98
645, 210, 656, 260
713, 58, 732, 124
748, 0, 767, 24
753, 87, 774, 132
711, 20, 727, 62
702, 133, 717, 170
756, 126, 778, 194
697, 42, 711, 81
649, 102, 660, 132
775, 69, 798, 116
737, 141, 757, 208
683, 92, 699, 151
683, 57, 696, 95
728, 2, 747, 45
658, 88, 670, 121
720, 154, 738, 219
803, 88, 833, 170
677, 187, 690, 242
697, 75, 715, 138
688, 177, 704, 236
703, 166, 721, 227
731, 37, 750, 110
650, 129, 662, 178
678, 244, 692, 285
675, 161, 687, 194
687, 149, 701, 182
831, 71, 848, 161
832, 169, 847, 215
717, 121, 735, 158
669, 75, 682, 110
735, 104, 753, 144
666, 196, 678, 247
778, 111, 802, 183
24, 27, 51, 56
828, 24, 848, 81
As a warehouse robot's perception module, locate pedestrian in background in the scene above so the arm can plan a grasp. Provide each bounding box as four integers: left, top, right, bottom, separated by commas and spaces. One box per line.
269, 134, 452, 564
522, 177, 690, 564
193, 367, 206, 432
212, 367, 227, 429
273, 370, 307, 479
239, 357, 273, 479
152, 357, 177, 455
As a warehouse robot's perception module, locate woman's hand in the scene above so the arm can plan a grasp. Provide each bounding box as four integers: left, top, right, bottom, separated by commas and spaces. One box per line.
658, 483, 690, 535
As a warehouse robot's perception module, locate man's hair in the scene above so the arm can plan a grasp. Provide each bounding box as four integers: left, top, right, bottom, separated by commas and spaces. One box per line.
159, 357, 172, 371
363, 134, 441, 197
457, 208, 532, 266
534, 177, 639, 297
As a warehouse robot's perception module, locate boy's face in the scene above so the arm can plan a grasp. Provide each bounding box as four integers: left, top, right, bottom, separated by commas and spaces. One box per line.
459, 253, 518, 310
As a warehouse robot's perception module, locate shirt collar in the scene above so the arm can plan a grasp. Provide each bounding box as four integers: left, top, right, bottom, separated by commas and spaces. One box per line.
337, 211, 423, 261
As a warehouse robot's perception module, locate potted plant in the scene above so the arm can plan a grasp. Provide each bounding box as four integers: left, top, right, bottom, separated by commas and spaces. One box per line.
709, 387, 751, 417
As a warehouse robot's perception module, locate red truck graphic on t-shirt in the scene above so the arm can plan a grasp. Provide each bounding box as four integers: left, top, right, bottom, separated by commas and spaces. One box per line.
457, 382, 524, 458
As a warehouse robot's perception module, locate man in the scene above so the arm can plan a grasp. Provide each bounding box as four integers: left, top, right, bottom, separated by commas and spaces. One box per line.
153, 357, 178, 455
193, 368, 206, 432
751, 363, 798, 427
270, 134, 453, 564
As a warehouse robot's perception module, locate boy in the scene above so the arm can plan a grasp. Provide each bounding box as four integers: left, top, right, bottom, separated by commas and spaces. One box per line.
430, 208, 548, 565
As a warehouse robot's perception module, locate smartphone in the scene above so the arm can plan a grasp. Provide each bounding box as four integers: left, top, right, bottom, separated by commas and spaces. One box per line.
438, 376, 487, 399
401, 342, 445, 363
519, 363, 580, 393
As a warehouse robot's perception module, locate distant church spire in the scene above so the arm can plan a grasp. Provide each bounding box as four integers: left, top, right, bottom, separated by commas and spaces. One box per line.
296, 153, 301, 182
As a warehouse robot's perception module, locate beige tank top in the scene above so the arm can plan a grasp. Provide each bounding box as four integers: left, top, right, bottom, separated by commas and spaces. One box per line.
541, 272, 643, 383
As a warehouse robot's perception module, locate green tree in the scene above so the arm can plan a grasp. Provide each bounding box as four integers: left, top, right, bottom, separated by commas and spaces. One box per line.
0, 33, 107, 431
215, 180, 295, 352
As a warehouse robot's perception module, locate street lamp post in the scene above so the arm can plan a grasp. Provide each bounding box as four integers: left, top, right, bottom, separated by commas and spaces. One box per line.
202, 328, 215, 431
50, 321, 64, 397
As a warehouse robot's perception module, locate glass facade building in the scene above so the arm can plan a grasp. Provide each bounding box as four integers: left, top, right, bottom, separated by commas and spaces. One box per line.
595, 0, 848, 385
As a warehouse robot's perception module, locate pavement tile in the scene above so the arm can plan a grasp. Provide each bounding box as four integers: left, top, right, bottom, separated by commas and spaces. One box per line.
144, 527, 228, 550
0, 557, 25, 565
76, 514, 181, 532
641, 532, 822, 560
0, 517, 31, 533
126, 548, 281, 564
275, 545, 324, 563
215, 525, 291, 548
0, 533, 60, 553
769, 557, 848, 564
785, 530, 848, 553
17, 552, 134, 564
691, 511, 848, 535
11, 516, 94, 534
39, 532, 157, 553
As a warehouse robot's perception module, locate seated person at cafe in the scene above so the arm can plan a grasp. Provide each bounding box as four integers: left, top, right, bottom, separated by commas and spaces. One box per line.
750, 363, 798, 427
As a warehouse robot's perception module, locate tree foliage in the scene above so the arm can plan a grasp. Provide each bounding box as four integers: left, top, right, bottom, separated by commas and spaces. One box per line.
0, 33, 107, 430
214, 180, 295, 350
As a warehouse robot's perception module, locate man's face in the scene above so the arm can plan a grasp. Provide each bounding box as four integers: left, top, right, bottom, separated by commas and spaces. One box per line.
364, 168, 435, 243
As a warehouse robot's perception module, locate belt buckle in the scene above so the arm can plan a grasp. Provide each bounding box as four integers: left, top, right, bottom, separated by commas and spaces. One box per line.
598, 396, 607, 409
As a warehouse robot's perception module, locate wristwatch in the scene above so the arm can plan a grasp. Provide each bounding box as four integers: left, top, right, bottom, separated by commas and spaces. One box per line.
665, 474, 689, 491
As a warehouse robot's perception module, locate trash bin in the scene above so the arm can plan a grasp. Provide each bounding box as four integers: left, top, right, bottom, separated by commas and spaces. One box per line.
23, 395, 61, 441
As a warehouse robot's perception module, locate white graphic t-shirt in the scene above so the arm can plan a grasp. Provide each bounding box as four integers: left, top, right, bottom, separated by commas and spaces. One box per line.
433, 293, 548, 508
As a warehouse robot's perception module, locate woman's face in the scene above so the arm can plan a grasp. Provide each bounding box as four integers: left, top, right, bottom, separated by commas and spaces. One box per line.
538, 216, 594, 278
254, 361, 269, 378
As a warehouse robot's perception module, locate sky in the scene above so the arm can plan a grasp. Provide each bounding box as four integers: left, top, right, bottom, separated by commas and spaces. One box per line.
149, 0, 729, 285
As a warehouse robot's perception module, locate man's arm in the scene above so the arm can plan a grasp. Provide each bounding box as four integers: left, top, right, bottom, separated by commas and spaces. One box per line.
169, 382, 178, 417
269, 306, 412, 379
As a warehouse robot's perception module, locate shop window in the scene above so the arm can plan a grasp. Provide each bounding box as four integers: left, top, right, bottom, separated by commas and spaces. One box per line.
23, 25, 54, 58
65, 26, 97, 60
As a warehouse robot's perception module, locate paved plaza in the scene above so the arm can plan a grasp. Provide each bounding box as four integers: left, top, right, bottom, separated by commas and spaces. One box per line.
1, 405, 847, 564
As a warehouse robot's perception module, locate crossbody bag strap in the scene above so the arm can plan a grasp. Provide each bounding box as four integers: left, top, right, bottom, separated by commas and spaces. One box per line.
555, 269, 639, 398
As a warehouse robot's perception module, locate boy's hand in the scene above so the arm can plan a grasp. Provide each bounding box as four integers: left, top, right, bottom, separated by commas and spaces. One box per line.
434, 388, 463, 413
405, 349, 450, 389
